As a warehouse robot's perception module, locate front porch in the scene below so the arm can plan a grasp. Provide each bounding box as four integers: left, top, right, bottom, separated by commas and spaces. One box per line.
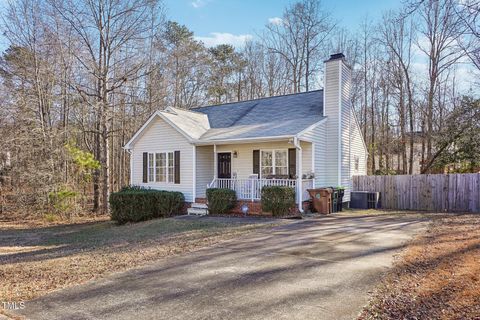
208, 178, 314, 202
195, 139, 315, 210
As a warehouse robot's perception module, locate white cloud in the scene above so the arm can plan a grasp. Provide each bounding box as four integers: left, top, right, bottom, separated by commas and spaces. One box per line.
191, 0, 209, 8
195, 32, 253, 48
268, 17, 283, 25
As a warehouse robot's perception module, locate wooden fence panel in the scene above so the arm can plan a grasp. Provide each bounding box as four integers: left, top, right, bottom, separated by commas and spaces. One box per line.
353, 173, 480, 213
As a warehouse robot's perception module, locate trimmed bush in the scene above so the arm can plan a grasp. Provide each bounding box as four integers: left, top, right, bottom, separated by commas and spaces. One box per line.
261, 186, 295, 216
206, 188, 237, 214
156, 191, 185, 217
109, 188, 184, 224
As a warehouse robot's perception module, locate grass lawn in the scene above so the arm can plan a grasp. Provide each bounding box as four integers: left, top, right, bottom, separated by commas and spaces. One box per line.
0, 216, 277, 303
359, 213, 480, 320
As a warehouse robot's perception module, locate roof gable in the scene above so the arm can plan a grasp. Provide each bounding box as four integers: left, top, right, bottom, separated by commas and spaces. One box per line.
194, 90, 323, 129
125, 90, 325, 147
194, 90, 324, 141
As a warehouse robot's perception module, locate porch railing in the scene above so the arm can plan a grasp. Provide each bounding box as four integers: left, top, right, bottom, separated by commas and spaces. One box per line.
208, 178, 314, 201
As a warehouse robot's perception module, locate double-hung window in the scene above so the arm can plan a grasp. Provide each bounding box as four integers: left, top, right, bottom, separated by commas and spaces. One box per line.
148, 153, 154, 182
260, 149, 288, 177
148, 152, 175, 183
155, 153, 166, 182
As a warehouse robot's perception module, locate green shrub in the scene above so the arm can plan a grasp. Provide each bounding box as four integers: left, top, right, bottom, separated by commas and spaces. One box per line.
261, 186, 295, 216
155, 191, 185, 217
119, 185, 147, 192
206, 188, 237, 214
48, 187, 78, 217
109, 189, 184, 224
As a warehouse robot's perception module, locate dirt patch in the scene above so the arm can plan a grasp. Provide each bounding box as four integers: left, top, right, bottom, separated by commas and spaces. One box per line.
359, 214, 480, 320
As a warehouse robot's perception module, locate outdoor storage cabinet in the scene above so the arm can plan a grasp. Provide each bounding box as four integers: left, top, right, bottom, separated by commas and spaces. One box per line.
307, 188, 332, 214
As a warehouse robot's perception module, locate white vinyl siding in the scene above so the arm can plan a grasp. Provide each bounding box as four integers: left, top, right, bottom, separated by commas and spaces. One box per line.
323, 59, 341, 187
350, 109, 368, 176
300, 121, 327, 188
195, 145, 214, 198
340, 62, 353, 202
309, 57, 366, 203
216, 141, 312, 179
131, 116, 194, 202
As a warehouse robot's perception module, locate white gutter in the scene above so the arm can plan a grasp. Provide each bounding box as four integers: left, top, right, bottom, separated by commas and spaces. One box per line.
192, 145, 197, 201
125, 149, 133, 185
194, 135, 295, 146
294, 137, 303, 213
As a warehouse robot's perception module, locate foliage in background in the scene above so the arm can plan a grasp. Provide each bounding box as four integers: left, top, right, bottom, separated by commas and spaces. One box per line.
261, 186, 296, 216
429, 97, 480, 173
0, 0, 479, 219
48, 187, 78, 218
206, 188, 237, 214
65, 142, 100, 182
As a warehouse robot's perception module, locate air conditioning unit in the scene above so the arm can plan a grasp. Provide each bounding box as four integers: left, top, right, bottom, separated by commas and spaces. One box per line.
350, 191, 381, 209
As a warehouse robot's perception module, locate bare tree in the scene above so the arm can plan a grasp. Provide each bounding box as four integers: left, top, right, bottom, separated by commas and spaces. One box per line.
380, 11, 416, 173
262, 0, 334, 93
414, 0, 466, 172
49, 0, 164, 213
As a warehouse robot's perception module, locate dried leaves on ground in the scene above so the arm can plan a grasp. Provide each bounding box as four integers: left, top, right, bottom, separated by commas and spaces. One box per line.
0, 217, 275, 302
360, 214, 480, 320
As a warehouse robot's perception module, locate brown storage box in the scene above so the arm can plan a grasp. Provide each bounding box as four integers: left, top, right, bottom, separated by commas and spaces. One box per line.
307, 188, 333, 214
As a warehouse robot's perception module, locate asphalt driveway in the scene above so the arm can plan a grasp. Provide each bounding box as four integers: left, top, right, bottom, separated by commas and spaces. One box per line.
16, 213, 426, 320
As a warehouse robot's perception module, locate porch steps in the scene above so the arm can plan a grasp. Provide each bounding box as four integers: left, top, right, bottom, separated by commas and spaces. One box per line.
187, 203, 209, 216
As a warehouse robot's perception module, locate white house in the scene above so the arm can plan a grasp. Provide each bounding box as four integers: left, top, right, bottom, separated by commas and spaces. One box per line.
124, 53, 368, 212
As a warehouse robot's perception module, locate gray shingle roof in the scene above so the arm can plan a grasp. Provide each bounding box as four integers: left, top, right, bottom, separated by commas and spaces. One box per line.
194, 90, 324, 141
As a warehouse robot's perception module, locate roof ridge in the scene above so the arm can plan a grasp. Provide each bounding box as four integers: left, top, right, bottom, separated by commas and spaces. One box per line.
168, 106, 208, 116
194, 89, 324, 110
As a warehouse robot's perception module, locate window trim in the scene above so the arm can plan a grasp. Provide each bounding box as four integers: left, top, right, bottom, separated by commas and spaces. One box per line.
260, 149, 289, 178
147, 151, 176, 184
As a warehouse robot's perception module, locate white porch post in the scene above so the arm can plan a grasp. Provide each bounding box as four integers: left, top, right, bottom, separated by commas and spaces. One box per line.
294, 137, 303, 212
213, 144, 217, 179
192, 145, 197, 201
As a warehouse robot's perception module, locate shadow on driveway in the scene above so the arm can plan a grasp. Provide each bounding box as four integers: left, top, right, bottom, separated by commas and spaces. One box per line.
16, 213, 427, 320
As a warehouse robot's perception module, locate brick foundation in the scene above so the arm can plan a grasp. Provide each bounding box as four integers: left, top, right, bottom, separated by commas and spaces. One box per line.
189, 198, 312, 216
195, 198, 207, 204
230, 200, 264, 215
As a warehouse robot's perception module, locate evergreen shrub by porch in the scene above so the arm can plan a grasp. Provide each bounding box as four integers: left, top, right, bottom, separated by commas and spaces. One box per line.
109, 188, 184, 224
261, 186, 295, 216
206, 188, 237, 214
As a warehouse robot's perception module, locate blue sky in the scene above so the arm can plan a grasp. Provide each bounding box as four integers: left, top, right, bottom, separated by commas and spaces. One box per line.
165, 0, 403, 47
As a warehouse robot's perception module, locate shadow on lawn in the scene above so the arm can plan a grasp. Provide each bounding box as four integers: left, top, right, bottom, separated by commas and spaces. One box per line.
0, 217, 264, 264
12, 213, 432, 319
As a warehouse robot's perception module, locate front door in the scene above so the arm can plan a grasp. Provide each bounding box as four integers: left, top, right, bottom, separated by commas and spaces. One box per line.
217, 153, 231, 179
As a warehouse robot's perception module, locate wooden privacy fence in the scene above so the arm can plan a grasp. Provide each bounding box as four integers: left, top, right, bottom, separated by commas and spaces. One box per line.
353, 173, 480, 213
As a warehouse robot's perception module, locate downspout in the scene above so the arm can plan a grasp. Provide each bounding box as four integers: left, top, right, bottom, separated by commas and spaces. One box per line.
192, 145, 197, 202
294, 137, 303, 213
125, 148, 133, 186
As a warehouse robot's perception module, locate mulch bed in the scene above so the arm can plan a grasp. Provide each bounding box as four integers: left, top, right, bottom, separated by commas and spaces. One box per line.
359, 214, 480, 320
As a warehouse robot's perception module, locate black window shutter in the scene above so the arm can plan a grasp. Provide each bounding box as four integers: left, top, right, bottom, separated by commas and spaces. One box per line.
174, 151, 180, 184
142, 152, 148, 183
253, 150, 260, 176
288, 148, 296, 179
